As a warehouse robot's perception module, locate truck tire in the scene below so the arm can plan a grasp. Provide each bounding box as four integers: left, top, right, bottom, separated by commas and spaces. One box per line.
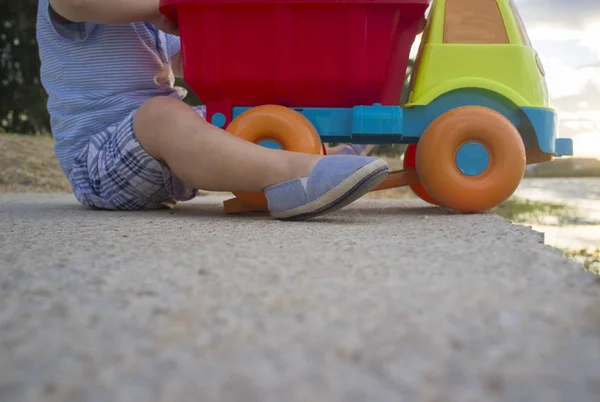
226, 105, 323, 209
416, 106, 526, 213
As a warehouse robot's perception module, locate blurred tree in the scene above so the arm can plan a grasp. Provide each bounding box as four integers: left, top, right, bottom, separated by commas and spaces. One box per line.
1, 0, 50, 134
401, 57, 416, 105
0, 2, 202, 135
175, 78, 203, 106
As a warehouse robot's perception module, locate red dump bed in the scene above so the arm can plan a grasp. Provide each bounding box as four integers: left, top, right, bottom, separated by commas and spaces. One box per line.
160, 0, 429, 123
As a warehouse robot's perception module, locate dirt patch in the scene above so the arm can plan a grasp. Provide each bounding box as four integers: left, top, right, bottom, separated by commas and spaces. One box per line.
0, 134, 416, 198
0, 134, 72, 193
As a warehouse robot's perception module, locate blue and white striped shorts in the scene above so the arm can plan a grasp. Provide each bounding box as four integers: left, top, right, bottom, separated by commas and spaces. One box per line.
66, 105, 206, 210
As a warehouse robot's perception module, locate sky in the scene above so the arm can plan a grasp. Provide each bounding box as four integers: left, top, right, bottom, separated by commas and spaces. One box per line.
413, 0, 600, 158
516, 0, 600, 158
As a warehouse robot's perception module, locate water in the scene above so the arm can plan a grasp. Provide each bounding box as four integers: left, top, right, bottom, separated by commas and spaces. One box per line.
513, 178, 600, 250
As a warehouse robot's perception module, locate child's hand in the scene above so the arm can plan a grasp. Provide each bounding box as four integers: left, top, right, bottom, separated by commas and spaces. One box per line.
49, 0, 177, 28
151, 13, 179, 36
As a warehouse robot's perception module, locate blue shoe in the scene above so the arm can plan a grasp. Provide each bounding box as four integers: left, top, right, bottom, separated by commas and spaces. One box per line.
265, 155, 389, 220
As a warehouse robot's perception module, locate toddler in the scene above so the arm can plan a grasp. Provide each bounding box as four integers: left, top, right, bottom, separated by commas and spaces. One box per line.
37, 0, 389, 220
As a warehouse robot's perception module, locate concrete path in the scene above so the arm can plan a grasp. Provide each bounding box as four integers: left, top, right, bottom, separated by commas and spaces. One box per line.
1, 194, 600, 402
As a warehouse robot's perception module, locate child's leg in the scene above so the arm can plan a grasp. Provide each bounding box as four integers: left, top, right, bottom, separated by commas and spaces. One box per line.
134, 96, 322, 192
329, 144, 379, 156
132, 96, 389, 219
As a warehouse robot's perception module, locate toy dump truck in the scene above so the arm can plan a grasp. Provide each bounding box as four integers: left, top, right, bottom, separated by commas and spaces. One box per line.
160, 0, 573, 214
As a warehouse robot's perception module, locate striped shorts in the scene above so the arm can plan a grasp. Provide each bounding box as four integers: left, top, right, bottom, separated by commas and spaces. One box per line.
66, 105, 206, 210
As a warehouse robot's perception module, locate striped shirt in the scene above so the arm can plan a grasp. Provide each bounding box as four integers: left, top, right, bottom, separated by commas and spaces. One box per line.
36, 0, 185, 171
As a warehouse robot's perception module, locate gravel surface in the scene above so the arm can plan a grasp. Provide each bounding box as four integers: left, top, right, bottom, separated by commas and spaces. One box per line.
1, 194, 599, 402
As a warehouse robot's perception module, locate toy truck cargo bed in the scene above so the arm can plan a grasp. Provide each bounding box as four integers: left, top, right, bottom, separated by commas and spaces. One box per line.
160, 0, 429, 123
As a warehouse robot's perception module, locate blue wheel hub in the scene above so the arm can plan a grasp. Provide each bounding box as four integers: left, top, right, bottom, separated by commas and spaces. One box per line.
211, 112, 227, 128
456, 142, 490, 176
258, 140, 282, 150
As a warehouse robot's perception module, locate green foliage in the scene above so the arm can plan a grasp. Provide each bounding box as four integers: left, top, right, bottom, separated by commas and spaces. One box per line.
1, 1, 50, 134
492, 196, 599, 226
525, 158, 600, 178
491, 196, 600, 276
493, 198, 574, 224
175, 78, 203, 107
562, 248, 600, 276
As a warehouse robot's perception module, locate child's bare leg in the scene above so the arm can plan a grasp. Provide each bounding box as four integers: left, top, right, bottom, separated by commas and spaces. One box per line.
328, 144, 378, 156
133, 97, 322, 192
134, 96, 389, 220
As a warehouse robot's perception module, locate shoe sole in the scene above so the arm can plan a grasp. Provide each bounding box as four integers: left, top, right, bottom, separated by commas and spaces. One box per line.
271, 159, 389, 221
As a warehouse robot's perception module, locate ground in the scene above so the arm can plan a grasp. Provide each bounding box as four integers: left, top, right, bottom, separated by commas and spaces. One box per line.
0, 134, 71, 193
2, 134, 600, 400
1, 194, 600, 402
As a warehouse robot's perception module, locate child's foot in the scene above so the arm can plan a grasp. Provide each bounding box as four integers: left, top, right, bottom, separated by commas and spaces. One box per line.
265, 155, 389, 220
336, 144, 379, 156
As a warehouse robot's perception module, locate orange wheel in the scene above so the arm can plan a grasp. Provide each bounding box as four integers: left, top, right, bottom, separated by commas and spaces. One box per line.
226, 105, 323, 208
403, 143, 439, 206
416, 106, 526, 213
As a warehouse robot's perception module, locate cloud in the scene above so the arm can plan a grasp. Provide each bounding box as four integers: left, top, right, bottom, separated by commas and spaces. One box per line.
515, 0, 600, 27
558, 126, 600, 158
533, 40, 597, 67
553, 82, 600, 112
552, 81, 600, 157
543, 60, 600, 98
506, 2, 600, 156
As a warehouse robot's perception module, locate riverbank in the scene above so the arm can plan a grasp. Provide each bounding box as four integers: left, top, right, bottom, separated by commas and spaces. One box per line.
492, 195, 600, 275
509, 177, 600, 275
525, 157, 600, 178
